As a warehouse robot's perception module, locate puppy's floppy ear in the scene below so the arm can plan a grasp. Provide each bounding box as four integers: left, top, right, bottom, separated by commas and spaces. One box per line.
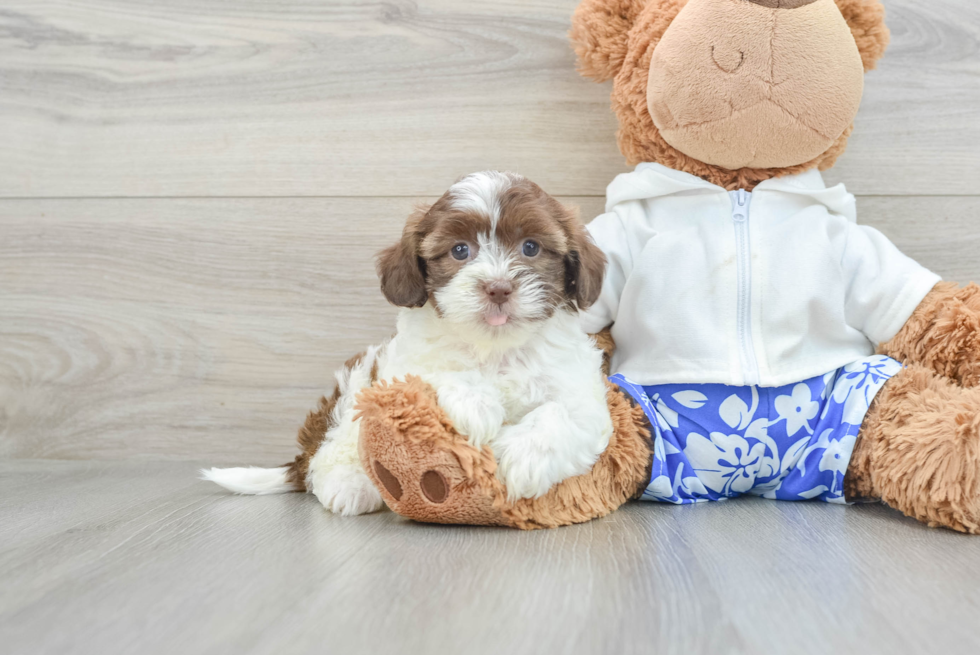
376, 206, 429, 308
569, 0, 648, 82
833, 0, 890, 71
562, 208, 607, 310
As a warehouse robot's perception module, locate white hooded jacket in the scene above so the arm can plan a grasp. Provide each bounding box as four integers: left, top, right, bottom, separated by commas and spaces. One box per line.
581, 163, 941, 388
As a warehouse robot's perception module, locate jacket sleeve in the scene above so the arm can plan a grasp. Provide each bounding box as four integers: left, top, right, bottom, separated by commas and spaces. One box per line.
842, 223, 942, 346
580, 211, 633, 334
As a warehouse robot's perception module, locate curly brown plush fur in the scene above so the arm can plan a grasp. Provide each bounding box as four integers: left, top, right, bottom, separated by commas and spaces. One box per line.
835, 0, 891, 71
569, 0, 653, 82
846, 364, 980, 534
879, 282, 980, 388
355, 376, 653, 530
593, 327, 617, 375
570, 0, 890, 189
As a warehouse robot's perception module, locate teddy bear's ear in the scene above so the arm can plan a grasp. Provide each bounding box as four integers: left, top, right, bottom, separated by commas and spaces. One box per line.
570, 0, 649, 82
834, 0, 890, 72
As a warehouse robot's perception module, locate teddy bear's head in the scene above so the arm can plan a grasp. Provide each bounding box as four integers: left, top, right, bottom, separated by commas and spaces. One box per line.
571, 0, 890, 189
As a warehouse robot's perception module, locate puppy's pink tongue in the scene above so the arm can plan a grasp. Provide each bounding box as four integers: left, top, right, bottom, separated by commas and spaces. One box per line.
486, 313, 509, 326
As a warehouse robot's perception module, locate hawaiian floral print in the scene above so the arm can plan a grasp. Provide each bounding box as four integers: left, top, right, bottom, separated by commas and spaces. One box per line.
611, 355, 903, 505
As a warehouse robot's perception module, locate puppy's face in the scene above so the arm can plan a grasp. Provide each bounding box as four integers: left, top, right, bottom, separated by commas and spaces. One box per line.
377, 172, 606, 334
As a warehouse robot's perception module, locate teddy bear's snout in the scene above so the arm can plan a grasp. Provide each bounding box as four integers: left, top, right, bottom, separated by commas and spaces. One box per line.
646, 0, 865, 170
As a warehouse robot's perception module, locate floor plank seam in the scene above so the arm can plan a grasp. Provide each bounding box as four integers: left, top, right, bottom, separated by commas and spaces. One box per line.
1, 194, 978, 201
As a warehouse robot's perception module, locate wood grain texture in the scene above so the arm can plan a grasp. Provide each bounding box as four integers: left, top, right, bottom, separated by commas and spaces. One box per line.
0, 0, 977, 198
1, 459, 979, 655
1, 195, 978, 463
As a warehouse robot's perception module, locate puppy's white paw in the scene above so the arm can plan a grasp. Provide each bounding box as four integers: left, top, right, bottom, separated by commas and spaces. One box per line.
493, 422, 562, 500
494, 404, 603, 501
312, 465, 384, 516
498, 454, 555, 501
436, 384, 505, 449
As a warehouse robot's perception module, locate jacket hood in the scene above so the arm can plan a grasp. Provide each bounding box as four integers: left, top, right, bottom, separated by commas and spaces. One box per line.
605, 163, 857, 221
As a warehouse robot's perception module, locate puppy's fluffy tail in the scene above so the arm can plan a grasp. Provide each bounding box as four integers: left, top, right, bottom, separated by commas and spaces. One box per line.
200, 466, 295, 495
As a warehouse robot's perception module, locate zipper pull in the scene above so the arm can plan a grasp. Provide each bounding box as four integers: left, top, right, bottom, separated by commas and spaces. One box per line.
732, 189, 748, 222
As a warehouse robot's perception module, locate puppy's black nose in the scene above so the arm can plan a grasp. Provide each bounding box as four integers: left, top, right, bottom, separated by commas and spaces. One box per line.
485, 281, 513, 305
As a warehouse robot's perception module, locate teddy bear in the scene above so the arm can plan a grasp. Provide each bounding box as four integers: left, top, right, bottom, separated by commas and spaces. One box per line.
355, 0, 980, 532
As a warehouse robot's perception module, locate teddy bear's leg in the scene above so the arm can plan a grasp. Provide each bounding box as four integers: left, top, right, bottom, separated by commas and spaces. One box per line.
880, 282, 980, 387
845, 364, 980, 533
354, 377, 653, 529
354, 376, 512, 527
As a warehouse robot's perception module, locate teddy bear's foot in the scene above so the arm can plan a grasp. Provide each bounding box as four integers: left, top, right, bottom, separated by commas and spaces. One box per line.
846, 364, 980, 534
354, 376, 653, 530
355, 376, 511, 527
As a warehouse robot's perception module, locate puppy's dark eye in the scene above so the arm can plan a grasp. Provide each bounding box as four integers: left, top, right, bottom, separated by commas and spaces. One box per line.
451, 243, 470, 261
522, 240, 540, 257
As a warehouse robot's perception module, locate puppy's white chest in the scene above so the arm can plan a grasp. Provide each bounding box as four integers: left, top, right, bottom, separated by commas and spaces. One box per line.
486, 361, 547, 423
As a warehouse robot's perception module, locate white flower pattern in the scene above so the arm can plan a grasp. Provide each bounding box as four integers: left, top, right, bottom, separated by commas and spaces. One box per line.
611, 355, 901, 505
773, 384, 820, 436
684, 432, 767, 495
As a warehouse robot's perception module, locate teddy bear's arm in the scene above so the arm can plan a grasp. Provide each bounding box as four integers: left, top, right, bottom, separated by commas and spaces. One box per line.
879, 282, 980, 387
593, 327, 617, 376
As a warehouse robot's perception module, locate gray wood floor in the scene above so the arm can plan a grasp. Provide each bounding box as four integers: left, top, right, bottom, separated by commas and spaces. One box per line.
1, 460, 979, 655
1, 1, 980, 653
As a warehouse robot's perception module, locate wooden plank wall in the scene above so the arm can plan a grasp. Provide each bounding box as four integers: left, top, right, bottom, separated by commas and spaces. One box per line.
1, 0, 978, 464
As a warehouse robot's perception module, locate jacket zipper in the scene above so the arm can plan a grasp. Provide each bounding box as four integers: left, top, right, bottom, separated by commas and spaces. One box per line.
730, 189, 760, 386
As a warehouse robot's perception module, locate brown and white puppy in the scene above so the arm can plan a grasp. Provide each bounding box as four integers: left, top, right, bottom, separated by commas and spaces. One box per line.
204, 172, 614, 515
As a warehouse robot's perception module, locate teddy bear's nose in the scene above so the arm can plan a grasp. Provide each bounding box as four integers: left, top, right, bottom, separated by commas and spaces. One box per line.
744, 0, 819, 8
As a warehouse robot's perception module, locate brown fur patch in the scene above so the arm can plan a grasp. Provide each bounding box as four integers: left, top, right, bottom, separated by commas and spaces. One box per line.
495, 179, 606, 312
285, 391, 341, 490
564, 223, 606, 309
592, 327, 617, 376
285, 350, 378, 490
376, 206, 430, 308
495, 180, 571, 253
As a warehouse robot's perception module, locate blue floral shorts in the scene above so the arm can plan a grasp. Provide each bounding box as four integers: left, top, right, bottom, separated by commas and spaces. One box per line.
611, 355, 902, 505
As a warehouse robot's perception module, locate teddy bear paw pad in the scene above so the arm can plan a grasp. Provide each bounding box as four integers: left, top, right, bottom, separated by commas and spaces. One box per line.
372, 460, 403, 501
419, 470, 449, 504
